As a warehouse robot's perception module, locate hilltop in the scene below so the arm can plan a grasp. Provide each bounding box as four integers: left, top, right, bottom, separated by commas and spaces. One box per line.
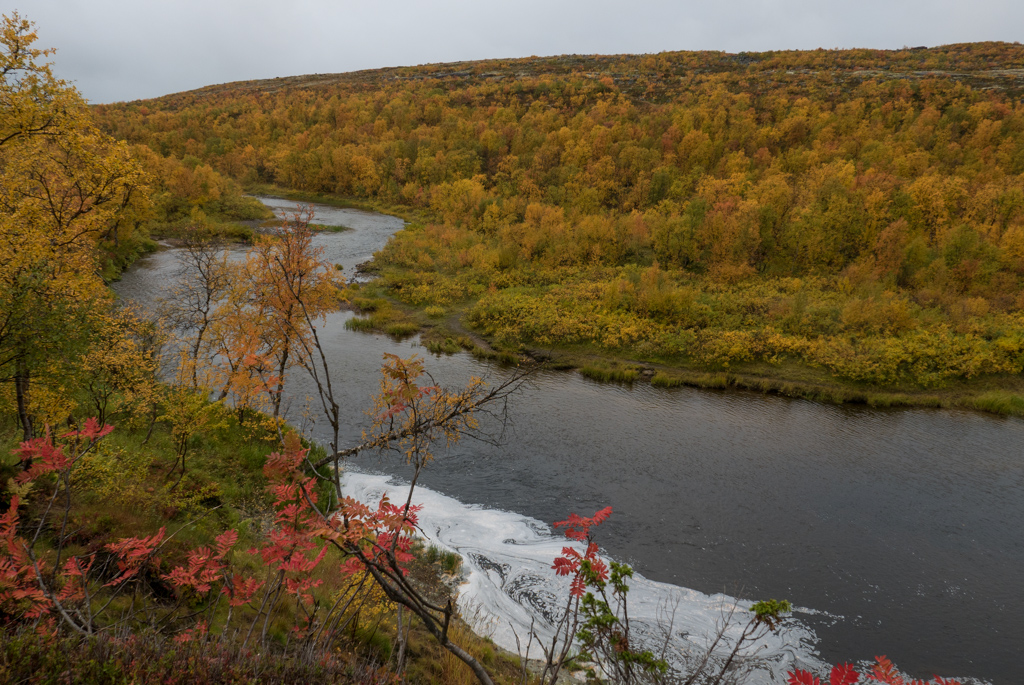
133, 43, 1024, 105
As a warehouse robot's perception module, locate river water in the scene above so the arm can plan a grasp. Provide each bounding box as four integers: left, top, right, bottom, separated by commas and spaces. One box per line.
112, 198, 1022, 684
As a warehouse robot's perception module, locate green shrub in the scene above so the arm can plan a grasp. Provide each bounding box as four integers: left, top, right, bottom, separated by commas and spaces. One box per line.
580, 364, 639, 383
385, 322, 419, 338
440, 549, 462, 575
344, 316, 375, 332
651, 371, 685, 388
424, 337, 461, 355
424, 545, 462, 575
971, 390, 1024, 415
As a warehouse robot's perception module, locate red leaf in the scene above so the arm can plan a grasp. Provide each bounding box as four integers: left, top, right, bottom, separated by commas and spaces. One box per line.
63, 417, 114, 441
225, 575, 264, 606
104, 527, 166, 586
868, 656, 902, 685
591, 506, 613, 525
552, 557, 577, 576
214, 529, 238, 558
830, 663, 860, 685
788, 669, 821, 685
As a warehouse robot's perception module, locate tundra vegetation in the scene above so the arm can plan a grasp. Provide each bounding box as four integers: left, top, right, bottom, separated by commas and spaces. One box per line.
0, 11, 988, 685
89, 40, 1024, 411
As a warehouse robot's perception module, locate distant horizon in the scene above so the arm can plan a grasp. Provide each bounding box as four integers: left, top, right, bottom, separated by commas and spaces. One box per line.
93, 40, 1024, 105
11, 0, 1023, 104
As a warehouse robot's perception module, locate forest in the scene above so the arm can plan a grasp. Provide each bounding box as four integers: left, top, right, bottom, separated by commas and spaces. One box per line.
88, 40, 1024, 408
0, 9, 1002, 685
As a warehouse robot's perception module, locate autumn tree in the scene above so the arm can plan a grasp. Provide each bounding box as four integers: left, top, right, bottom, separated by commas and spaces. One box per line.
0, 12, 150, 438
230, 207, 344, 424
159, 209, 346, 443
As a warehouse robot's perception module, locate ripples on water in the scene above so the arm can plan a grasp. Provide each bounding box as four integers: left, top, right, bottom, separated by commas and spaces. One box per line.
342, 471, 822, 683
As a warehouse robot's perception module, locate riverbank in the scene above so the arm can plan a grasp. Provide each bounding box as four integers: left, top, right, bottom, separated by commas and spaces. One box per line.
133, 186, 1024, 418
246, 184, 431, 226
340, 274, 1024, 418
460, 333, 1024, 416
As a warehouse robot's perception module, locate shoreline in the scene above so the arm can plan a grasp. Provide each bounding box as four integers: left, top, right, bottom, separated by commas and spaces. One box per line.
409, 308, 1024, 417
244, 184, 429, 226
230, 186, 1024, 418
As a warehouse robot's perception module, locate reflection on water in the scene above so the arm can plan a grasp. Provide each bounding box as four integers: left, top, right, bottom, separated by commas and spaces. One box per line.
112, 198, 1020, 684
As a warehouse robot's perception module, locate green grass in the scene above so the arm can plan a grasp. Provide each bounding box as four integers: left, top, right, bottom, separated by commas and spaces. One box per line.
424, 338, 461, 355
969, 390, 1024, 415
344, 316, 376, 332
424, 544, 462, 575
580, 363, 640, 383
422, 335, 475, 356
651, 371, 685, 388
344, 296, 420, 339
495, 351, 520, 366
384, 321, 419, 338
465, 346, 523, 366
309, 222, 351, 233
344, 314, 419, 338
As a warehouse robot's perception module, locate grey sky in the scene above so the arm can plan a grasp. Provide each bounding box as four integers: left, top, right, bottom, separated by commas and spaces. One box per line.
11, 0, 1024, 104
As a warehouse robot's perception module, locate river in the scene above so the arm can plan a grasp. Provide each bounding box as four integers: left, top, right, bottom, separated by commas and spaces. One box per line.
112, 198, 1022, 684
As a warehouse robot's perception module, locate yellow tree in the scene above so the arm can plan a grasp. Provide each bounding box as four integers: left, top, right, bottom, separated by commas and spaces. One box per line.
0, 12, 150, 437
79, 304, 161, 427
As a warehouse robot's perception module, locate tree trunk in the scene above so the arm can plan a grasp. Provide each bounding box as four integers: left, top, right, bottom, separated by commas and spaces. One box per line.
15, 361, 34, 442
273, 346, 289, 420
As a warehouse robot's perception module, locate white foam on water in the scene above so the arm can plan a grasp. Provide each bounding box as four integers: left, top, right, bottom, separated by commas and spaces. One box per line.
341, 469, 824, 683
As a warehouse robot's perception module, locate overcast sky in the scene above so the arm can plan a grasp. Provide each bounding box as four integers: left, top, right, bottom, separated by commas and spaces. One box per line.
11, 0, 1024, 104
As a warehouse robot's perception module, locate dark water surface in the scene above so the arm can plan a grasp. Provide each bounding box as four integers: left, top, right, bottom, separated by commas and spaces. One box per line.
113, 199, 1022, 683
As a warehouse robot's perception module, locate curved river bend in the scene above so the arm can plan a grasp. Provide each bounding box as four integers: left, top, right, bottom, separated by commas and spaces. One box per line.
113, 198, 1022, 684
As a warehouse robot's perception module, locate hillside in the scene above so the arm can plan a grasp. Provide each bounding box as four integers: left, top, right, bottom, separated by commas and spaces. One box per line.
95, 43, 1024, 410
121, 43, 1024, 103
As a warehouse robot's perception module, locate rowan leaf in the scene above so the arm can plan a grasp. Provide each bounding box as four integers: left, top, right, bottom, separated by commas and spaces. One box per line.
788, 670, 821, 685
830, 663, 860, 685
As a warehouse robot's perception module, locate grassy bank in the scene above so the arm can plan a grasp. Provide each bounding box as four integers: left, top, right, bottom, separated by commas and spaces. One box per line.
336, 281, 1024, 416
562, 349, 1024, 414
